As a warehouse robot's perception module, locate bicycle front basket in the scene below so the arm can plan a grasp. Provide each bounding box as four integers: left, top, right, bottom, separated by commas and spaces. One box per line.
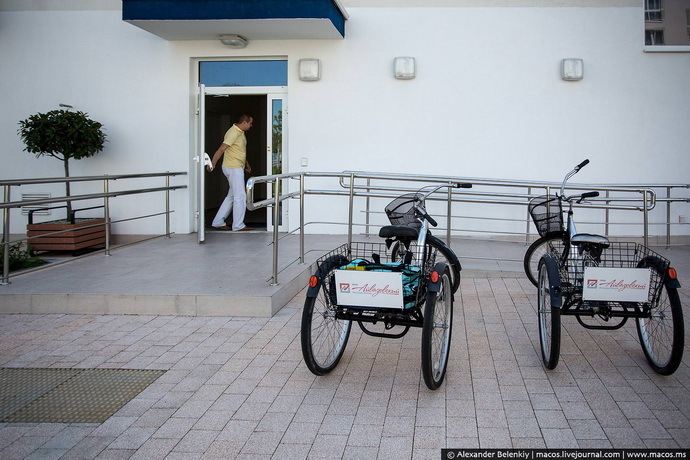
385, 193, 424, 229
529, 195, 563, 237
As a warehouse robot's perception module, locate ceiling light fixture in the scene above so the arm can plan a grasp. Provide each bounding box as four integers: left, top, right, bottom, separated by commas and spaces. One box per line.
219, 34, 248, 48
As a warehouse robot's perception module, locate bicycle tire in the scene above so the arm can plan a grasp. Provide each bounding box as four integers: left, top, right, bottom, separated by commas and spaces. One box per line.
537, 257, 560, 369
301, 255, 352, 375
524, 233, 566, 287
636, 257, 684, 375
391, 235, 461, 294
421, 264, 453, 390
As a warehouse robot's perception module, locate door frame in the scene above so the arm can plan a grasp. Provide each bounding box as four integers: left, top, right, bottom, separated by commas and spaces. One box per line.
195, 85, 288, 240
196, 83, 207, 243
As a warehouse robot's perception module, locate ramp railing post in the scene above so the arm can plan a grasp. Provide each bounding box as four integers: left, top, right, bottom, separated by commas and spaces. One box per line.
300, 174, 305, 265
347, 173, 355, 249
643, 189, 650, 248
446, 184, 452, 244
1, 185, 10, 285
104, 176, 111, 256
166, 173, 171, 238
271, 178, 280, 286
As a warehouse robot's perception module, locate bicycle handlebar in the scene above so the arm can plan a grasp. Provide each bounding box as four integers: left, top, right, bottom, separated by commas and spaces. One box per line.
575, 159, 590, 171
564, 190, 599, 204
422, 182, 471, 196
413, 182, 473, 227
561, 159, 591, 197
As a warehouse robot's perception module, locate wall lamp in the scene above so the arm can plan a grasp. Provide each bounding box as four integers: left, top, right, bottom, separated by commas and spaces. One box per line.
394, 56, 416, 80
299, 58, 320, 81
561, 58, 584, 81
219, 34, 248, 48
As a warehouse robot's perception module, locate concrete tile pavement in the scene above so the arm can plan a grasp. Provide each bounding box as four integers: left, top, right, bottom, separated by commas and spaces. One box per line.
0, 264, 688, 458
1, 235, 689, 458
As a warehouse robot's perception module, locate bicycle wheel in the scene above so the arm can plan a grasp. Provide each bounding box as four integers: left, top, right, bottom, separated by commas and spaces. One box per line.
391, 235, 461, 294
421, 264, 453, 390
636, 258, 684, 375
537, 257, 560, 369
524, 233, 565, 287
301, 255, 352, 375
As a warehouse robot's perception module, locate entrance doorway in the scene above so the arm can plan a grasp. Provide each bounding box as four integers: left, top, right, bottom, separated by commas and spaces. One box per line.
195, 59, 287, 241
204, 95, 267, 229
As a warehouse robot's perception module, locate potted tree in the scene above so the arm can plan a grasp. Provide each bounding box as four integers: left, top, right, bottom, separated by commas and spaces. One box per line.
18, 108, 108, 252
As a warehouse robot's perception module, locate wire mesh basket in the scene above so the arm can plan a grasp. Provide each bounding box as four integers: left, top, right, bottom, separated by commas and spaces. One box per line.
315, 242, 435, 310
385, 193, 424, 229
529, 195, 563, 237
561, 242, 669, 304
315, 242, 394, 269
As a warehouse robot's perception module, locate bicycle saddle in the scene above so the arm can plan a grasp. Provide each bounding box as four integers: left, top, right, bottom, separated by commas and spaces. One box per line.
379, 225, 418, 239
570, 233, 610, 248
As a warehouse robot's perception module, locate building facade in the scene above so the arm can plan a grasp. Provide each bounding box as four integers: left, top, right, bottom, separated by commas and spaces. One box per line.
644, 0, 690, 45
1, 0, 689, 238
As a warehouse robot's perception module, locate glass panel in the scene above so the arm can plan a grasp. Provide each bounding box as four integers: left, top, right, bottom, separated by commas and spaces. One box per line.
272, 100, 283, 175
200, 61, 287, 87
272, 99, 283, 226
645, 0, 663, 21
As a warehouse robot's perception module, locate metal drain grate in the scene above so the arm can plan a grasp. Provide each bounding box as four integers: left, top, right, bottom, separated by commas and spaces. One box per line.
0, 368, 165, 423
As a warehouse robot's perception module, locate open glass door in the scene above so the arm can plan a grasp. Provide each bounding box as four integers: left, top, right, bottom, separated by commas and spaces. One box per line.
197, 83, 206, 243
267, 94, 287, 232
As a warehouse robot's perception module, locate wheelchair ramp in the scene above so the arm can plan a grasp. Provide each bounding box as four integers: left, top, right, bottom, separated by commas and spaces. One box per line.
0, 233, 337, 317
0, 233, 533, 317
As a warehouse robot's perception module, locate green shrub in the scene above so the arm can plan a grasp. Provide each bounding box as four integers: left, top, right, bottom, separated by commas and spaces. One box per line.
0, 242, 47, 272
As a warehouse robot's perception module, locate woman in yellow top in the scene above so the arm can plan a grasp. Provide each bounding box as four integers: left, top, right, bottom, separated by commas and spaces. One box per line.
208, 114, 253, 231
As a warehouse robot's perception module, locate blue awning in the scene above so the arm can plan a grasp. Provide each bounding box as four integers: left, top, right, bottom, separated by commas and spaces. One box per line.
122, 0, 348, 40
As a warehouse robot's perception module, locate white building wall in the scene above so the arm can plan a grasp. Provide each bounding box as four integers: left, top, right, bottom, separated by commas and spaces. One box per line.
1, 1, 688, 237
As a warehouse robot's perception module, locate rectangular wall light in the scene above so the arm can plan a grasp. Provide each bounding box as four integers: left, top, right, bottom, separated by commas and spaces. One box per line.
561, 58, 584, 81
299, 58, 320, 81
394, 56, 415, 80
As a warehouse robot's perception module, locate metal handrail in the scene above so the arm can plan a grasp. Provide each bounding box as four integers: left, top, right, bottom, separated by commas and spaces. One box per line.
0, 172, 185, 187
1, 172, 187, 285
246, 171, 689, 285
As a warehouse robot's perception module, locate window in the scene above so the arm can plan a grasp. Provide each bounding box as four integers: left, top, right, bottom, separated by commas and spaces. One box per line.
199, 60, 287, 87
646, 29, 665, 45
645, 0, 663, 22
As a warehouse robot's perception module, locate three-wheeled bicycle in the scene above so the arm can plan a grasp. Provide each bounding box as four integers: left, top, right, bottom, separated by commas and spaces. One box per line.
529, 160, 684, 375
301, 182, 470, 390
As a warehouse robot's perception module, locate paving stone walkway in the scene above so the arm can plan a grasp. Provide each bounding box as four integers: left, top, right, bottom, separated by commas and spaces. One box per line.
0, 272, 688, 459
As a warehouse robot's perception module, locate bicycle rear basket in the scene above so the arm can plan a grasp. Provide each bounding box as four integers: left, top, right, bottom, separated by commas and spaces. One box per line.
385, 193, 424, 229
529, 195, 563, 237
562, 242, 670, 305
314, 242, 429, 310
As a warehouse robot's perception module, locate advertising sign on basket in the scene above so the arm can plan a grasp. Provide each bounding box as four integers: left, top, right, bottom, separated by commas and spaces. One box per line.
582, 267, 651, 302
334, 270, 404, 308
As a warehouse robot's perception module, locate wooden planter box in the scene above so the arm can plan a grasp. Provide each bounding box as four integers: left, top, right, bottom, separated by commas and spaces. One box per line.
27, 218, 106, 252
